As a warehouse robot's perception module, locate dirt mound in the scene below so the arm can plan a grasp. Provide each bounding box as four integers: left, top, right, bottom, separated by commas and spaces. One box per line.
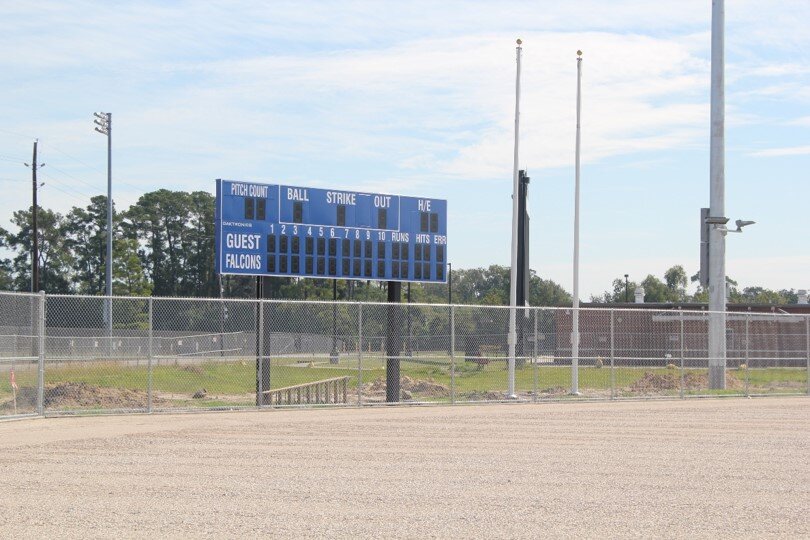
462, 390, 506, 401
1, 382, 164, 410
631, 371, 743, 393
538, 386, 568, 396
401, 376, 448, 397
362, 376, 449, 401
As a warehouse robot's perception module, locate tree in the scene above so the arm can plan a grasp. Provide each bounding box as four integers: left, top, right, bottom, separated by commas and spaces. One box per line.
5, 207, 73, 293
594, 265, 691, 303
664, 265, 688, 300
64, 195, 111, 295
113, 237, 151, 296
124, 189, 217, 296
0, 227, 13, 290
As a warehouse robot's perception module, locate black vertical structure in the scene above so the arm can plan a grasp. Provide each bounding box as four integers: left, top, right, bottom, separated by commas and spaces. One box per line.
29, 141, 40, 293
255, 276, 272, 405
406, 283, 412, 356
219, 274, 225, 357
624, 274, 629, 302
331, 280, 339, 364
515, 170, 530, 362
386, 281, 402, 402
447, 262, 452, 354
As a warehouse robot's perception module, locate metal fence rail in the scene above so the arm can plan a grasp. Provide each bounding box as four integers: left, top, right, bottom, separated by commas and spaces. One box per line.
0, 291, 807, 418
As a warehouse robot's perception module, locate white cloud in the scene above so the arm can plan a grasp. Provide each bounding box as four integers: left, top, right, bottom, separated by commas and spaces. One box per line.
750, 145, 810, 157
784, 116, 810, 126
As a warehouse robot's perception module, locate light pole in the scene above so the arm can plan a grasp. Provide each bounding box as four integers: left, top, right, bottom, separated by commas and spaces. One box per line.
707, 0, 726, 389
571, 50, 583, 395
624, 274, 629, 303
94, 112, 113, 345
507, 38, 523, 400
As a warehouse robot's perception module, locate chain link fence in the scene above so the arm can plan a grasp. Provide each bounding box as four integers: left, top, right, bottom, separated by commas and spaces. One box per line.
0, 291, 807, 417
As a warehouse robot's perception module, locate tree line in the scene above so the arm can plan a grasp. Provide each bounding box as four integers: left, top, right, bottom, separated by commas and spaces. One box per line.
0, 190, 573, 305
592, 264, 802, 305
0, 190, 797, 305
0, 190, 215, 297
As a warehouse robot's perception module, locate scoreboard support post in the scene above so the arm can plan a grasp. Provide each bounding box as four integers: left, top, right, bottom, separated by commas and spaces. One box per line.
406, 283, 412, 356
331, 280, 339, 364
386, 281, 402, 402
255, 276, 272, 405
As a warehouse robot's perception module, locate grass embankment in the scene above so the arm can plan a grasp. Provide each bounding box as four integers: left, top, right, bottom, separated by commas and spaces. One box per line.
1, 357, 806, 409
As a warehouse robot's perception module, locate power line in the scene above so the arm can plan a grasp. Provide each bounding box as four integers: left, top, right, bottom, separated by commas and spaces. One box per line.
38, 171, 96, 200
41, 140, 148, 195
41, 183, 91, 205
0, 127, 33, 139
42, 163, 105, 193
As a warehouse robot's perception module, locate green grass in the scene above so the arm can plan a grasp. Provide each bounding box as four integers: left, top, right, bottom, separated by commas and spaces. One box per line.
1, 358, 806, 409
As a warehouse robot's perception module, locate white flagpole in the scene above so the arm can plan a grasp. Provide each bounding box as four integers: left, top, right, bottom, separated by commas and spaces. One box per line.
508, 38, 523, 399
572, 50, 583, 395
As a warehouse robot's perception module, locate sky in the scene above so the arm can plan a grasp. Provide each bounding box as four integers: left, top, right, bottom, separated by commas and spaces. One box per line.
0, 0, 808, 299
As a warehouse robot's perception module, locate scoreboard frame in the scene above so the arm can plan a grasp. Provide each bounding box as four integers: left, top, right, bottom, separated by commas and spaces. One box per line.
215, 179, 448, 284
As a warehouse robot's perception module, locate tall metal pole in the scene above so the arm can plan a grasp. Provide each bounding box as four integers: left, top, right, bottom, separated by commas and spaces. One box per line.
708, 0, 727, 389
571, 50, 583, 395
106, 113, 112, 302
94, 112, 113, 349
507, 38, 523, 400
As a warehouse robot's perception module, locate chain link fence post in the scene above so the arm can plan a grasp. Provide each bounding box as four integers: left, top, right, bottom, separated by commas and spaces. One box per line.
745, 312, 750, 398
257, 298, 265, 408
450, 304, 456, 404
533, 309, 538, 403
678, 310, 686, 399
450, 306, 456, 403
357, 302, 363, 406
805, 315, 809, 396
610, 309, 615, 400
148, 296, 153, 413
37, 291, 45, 417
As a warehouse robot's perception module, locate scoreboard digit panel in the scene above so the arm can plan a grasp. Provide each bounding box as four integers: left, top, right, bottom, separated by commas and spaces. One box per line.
215, 179, 448, 283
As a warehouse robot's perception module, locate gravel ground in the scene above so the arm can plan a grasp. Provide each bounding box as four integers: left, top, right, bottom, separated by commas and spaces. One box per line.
0, 398, 808, 538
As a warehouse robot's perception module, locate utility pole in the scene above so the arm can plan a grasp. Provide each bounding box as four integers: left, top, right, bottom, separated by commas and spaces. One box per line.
24, 141, 45, 292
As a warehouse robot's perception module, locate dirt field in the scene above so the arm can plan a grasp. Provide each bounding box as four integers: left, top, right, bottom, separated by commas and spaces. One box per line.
0, 398, 808, 538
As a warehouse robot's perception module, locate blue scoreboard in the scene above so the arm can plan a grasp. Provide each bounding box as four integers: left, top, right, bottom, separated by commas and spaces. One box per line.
215, 180, 448, 283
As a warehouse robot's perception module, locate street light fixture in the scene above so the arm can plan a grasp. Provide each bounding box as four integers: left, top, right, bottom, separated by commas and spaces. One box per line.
624, 274, 629, 303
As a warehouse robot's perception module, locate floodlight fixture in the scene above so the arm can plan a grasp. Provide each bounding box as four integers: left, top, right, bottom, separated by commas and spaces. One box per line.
734, 219, 755, 230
